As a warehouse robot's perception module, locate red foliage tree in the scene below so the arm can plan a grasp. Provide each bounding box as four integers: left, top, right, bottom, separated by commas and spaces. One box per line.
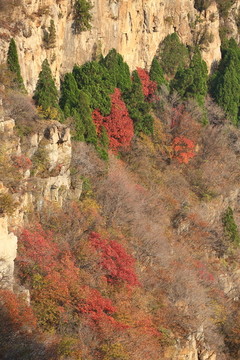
172, 136, 196, 164
136, 67, 157, 99
17, 225, 119, 330
0, 289, 36, 332
89, 232, 139, 287
17, 224, 59, 278
92, 88, 134, 152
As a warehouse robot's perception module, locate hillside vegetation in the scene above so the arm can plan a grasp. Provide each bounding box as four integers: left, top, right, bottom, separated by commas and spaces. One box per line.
0, 32, 240, 360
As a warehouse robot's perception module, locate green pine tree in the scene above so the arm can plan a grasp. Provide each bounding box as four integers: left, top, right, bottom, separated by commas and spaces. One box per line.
159, 33, 189, 77
78, 90, 97, 144
44, 20, 56, 49
60, 73, 80, 115
33, 59, 62, 120
7, 38, 26, 92
149, 57, 168, 89
170, 66, 193, 99
124, 70, 154, 135
188, 48, 208, 105
73, 0, 93, 33
59, 73, 97, 143
73, 61, 114, 115
171, 48, 208, 106
100, 49, 132, 92
209, 39, 240, 125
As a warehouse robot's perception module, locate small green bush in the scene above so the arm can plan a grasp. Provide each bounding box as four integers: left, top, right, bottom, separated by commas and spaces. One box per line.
73, 0, 93, 33
222, 207, 240, 246
43, 20, 56, 49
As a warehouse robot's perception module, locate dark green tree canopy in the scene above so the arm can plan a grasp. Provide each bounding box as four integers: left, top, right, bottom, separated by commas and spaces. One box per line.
43, 20, 56, 49
171, 48, 208, 106
124, 70, 153, 135
33, 59, 62, 120
222, 207, 240, 246
78, 90, 97, 144
73, 61, 114, 115
209, 39, 240, 125
59, 73, 97, 144
100, 49, 131, 92
60, 73, 80, 115
149, 57, 168, 89
158, 33, 189, 77
7, 38, 25, 92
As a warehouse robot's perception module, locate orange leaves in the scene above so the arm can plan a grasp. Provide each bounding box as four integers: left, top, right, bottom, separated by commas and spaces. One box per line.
172, 136, 196, 164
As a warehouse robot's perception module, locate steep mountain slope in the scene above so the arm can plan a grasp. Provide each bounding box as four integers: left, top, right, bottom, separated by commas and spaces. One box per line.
1, 1, 240, 360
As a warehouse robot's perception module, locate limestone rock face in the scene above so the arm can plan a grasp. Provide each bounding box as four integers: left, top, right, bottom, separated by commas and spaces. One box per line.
0, 0, 224, 93
0, 216, 17, 290
0, 105, 73, 288
164, 333, 216, 360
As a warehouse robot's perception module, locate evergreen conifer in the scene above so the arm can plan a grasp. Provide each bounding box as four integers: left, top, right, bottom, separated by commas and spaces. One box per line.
171, 48, 208, 106
73, 0, 93, 33
73, 61, 113, 115
209, 39, 240, 125
60, 73, 97, 143
7, 38, 25, 92
33, 59, 62, 120
78, 90, 97, 144
159, 33, 189, 77
149, 57, 167, 89
60, 73, 80, 114
222, 207, 240, 246
124, 70, 154, 135
101, 49, 131, 92
44, 20, 56, 49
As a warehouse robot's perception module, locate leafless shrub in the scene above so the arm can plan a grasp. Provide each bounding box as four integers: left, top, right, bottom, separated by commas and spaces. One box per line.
205, 96, 227, 126
0, 64, 17, 89
185, 98, 206, 123
5, 91, 37, 124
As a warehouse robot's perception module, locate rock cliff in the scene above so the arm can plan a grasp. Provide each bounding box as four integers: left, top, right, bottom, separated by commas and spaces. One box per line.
0, 0, 226, 92
0, 97, 76, 290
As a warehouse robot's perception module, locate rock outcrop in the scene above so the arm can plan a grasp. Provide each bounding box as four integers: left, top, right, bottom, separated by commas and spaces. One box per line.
0, 105, 74, 289
0, 0, 224, 92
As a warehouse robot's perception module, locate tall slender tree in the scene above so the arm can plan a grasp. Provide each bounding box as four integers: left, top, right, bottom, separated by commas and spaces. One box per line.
209, 39, 240, 125
33, 59, 62, 120
7, 38, 25, 92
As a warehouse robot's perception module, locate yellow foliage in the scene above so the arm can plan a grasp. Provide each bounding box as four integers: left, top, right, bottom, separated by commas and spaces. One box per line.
37, 106, 60, 120
101, 343, 129, 360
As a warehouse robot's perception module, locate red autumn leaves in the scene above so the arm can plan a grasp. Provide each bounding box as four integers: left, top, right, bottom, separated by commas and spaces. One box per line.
17, 225, 139, 329
93, 88, 134, 152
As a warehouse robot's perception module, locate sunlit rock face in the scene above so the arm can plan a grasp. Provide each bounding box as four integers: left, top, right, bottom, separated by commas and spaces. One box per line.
0, 0, 223, 93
